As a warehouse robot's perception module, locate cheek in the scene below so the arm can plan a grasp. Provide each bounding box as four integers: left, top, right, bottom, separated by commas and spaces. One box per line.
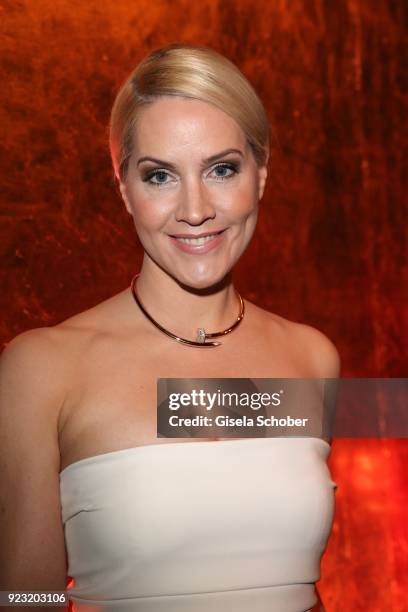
222, 176, 259, 219
127, 189, 172, 230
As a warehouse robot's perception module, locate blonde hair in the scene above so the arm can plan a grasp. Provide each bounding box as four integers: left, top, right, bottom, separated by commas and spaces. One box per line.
109, 43, 271, 181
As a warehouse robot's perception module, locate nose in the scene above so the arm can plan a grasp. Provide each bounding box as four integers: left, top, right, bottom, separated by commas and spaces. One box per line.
175, 176, 216, 226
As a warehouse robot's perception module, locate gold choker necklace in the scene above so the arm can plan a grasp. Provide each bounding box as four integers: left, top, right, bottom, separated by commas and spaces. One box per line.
130, 273, 245, 348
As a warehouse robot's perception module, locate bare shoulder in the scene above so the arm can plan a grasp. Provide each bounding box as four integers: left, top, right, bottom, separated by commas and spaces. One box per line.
1, 325, 69, 389
0, 327, 73, 443
1, 289, 130, 409
52, 286, 132, 339
289, 319, 341, 378
246, 300, 341, 378
2, 323, 80, 389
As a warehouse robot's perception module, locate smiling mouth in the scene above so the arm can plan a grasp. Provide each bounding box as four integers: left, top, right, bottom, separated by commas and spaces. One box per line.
170, 230, 226, 245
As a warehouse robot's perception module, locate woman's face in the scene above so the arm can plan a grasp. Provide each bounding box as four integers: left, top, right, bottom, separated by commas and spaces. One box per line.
118, 96, 267, 289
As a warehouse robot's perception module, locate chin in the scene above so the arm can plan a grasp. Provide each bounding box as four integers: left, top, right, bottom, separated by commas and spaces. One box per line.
174, 268, 229, 292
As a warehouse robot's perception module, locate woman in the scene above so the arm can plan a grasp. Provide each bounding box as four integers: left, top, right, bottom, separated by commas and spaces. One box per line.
0, 44, 340, 611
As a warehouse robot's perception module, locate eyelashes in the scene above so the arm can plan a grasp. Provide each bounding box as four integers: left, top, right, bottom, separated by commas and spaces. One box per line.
141, 161, 240, 187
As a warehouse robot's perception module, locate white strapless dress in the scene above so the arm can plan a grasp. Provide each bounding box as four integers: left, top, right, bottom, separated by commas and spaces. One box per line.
59, 437, 337, 612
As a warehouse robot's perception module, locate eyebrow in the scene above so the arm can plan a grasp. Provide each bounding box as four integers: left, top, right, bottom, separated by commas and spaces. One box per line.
136, 148, 244, 170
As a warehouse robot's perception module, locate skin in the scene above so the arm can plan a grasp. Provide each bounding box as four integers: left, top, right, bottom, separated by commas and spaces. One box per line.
51, 95, 338, 454
0, 95, 340, 600
117, 96, 268, 337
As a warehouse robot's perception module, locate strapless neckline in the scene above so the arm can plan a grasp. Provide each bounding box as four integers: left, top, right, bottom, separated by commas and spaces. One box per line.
59, 436, 331, 478
59, 435, 335, 611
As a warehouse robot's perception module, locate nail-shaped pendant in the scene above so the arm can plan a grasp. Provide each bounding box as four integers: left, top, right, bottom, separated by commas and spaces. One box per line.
197, 328, 206, 343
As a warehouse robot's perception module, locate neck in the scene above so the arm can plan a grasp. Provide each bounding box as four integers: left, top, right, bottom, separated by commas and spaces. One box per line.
132, 257, 240, 340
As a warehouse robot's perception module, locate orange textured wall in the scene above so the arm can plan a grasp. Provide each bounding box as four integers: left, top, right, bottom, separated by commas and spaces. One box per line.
1, 1, 406, 610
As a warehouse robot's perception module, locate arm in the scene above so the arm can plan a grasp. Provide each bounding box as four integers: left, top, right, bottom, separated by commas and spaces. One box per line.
293, 322, 341, 443
0, 328, 69, 610
295, 324, 340, 612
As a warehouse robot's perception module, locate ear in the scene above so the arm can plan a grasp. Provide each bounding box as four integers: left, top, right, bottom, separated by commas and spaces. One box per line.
257, 165, 268, 201
115, 173, 133, 216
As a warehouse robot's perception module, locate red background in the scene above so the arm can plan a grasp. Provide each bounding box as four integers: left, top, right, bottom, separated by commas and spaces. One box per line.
1, 1, 406, 609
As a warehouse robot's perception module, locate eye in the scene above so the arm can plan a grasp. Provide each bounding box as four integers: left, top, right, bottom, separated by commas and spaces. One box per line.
209, 162, 239, 181
142, 169, 173, 186
141, 161, 240, 187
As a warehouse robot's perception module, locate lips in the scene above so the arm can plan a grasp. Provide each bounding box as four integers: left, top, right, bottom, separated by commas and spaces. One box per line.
170, 229, 226, 239
169, 228, 227, 254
